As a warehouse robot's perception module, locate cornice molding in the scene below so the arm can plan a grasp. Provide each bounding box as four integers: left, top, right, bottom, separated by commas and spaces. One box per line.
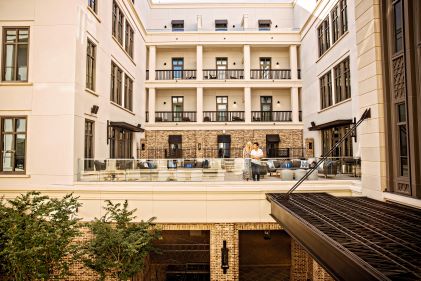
147, 0, 294, 9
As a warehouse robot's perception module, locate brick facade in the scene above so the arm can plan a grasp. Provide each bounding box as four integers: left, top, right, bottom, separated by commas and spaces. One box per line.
139, 129, 304, 158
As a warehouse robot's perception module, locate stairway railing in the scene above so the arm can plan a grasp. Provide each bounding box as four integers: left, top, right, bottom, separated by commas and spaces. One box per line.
285, 108, 371, 199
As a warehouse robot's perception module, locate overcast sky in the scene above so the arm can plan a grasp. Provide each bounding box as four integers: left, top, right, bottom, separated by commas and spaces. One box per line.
152, 0, 290, 3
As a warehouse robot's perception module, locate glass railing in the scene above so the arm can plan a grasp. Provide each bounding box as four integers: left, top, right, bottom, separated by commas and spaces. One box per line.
78, 157, 361, 182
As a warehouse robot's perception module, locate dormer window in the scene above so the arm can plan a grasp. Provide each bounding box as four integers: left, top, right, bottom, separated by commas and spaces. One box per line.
258, 20, 272, 31
215, 20, 228, 31
171, 20, 184, 32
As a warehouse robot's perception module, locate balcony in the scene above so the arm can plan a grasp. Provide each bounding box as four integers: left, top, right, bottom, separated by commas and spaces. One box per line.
250, 69, 291, 80
203, 111, 245, 122
154, 111, 197, 122
251, 111, 292, 122
155, 70, 197, 80
203, 69, 244, 80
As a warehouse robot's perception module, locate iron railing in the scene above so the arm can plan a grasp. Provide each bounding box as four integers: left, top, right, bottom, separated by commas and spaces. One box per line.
155, 70, 197, 80
155, 111, 197, 122
250, 69, 291, 79
251, 111, 292, 122
203, 69, 244, 80
203, 111, 245, 122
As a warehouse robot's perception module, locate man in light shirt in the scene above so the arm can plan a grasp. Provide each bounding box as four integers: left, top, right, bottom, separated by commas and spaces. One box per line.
250, 142, 263, 181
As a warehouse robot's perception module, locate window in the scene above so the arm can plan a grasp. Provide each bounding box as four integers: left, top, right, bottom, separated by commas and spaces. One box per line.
88, 0, 97, 13
216, 96, 228, 122
260, 57, 272, 79
168, 135, 182, 158
331, 0, 348, 43
125, 21, 134, 58
320, 71, 332, 109
217, 135, 231, 158
318, 17, 330, 57
393, 0, 404, 53
172, 58, 184, 79
109, 127, 132, 159
334, 57, 351, 103
171, 20, 184, 32
397, 103, 408, 176
2, 27, 29, 82
216, 57, 228, 79
112, 1, 124, 44
1, 117, 26, 173
84, 119, 94, 170
322, 125, 353, 157
258, 20, 272, 31
260, 96, 273, 121
215, 20, 228, 31
111, 62, 123, 105
172, 96, 184, 122
86, 39, 96, 91
124, 75, 133, 111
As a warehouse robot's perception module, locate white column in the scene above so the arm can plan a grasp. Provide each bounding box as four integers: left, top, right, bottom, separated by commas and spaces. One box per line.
197, 15, 202, 31
149, 46, 156, 81
244, 87, 251, 123
196, 87, 203, 123
149, 88, 156, 124
244, 45, 251, 80
291, 87, 299, 123
289, 45, 298, 80
197, 45, 203, 80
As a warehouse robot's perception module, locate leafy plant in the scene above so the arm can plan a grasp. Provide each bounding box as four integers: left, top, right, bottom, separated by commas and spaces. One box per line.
0, 191, 82, 281
82, 200, 160, 281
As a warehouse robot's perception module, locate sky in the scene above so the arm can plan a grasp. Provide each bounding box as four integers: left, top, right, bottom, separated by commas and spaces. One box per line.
151, 0, 290, 3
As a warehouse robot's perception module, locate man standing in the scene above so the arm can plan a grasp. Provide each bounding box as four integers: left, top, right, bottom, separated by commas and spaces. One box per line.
250, 142, 263, 181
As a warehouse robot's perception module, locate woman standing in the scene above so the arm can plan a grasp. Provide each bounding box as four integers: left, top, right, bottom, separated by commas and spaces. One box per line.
242, 142, 253, 181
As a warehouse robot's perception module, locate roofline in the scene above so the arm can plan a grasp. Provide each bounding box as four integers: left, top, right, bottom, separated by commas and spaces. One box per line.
147, 0, 294, 9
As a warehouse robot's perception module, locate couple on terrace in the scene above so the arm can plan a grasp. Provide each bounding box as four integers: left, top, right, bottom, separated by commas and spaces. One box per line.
242, 142, 263, 181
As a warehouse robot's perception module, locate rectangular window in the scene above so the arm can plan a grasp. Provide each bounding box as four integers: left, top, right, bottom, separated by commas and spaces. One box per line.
109, 127, 132, 159
393, 0, 404, 53
124, 75, 133, 111
84, 119, 94, 170
331, 0, 348, 44
258, 20, 272, 31
112, 1, 124, 44
88, 0, 97, 13
318, 17, 330, 57
322, 125, 353, 157
216, 57, 228, 79
2, 27, 29, 82
172, 58, 184, 79
334, 57, 351, 103
86, 39, 96, 91
397, 103, 408, 177
1, 117, 26, 173
171, 20, 184, 32
111, 62, 123, 105
215, 20, 228, 31
125, 21, 134, 58
216, 96, 228, 122
320, 71, 332, 109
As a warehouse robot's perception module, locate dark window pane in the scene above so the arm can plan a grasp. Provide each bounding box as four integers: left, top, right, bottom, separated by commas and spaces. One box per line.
18, 29, 29, 42
17, 45, 28, 81
394, 0, 404, 52
397, 103, 406, 122
6, 30, 17, 43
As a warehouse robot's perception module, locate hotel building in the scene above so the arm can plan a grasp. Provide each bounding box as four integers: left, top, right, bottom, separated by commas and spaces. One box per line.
0, 0, 420, 280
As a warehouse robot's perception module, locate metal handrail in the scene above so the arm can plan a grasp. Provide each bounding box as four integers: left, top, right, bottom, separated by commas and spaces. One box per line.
285, 108, 371, 199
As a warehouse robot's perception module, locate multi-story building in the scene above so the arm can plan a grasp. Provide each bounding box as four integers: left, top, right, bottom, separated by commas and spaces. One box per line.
0, 0, 420, 280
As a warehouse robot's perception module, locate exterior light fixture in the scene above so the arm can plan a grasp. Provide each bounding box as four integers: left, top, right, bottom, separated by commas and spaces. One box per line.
163, 101, 166, 105
277, 101, 280, 104
233, 62, 236, 65
164, 62, 167, 66
276, 62, 279, 65
233, 101, 237, 105
221, 240, 229, 274
198, 143, 201, 150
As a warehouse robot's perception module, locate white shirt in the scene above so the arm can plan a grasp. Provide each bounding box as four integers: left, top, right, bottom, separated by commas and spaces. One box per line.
250, 148, 263, 165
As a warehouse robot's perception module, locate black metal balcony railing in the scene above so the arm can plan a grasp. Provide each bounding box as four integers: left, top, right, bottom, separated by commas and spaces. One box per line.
250, 69, 291, 79
203, 69, 244, 80
155, 70, 197, 80
251, 111, 292, 122
203, 111, 245, 122
155, 111, 197, 122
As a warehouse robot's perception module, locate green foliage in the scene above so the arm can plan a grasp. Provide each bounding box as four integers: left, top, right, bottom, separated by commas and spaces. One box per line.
0, 191, 82, 281
82, 200, 160, 281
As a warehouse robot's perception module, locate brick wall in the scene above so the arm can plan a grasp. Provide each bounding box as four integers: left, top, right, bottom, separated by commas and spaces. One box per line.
139, 129, 303, 158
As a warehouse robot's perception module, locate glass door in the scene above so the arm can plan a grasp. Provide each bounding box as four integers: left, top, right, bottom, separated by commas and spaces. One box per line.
260, 96, 272, 121
172, 96, 184, 122
172, 58, 184, 79
260, 57, 271, 79
216, 96, 228, 122
216, 57, 228, 79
